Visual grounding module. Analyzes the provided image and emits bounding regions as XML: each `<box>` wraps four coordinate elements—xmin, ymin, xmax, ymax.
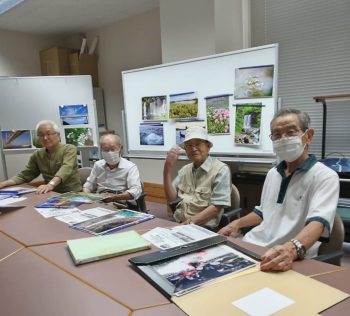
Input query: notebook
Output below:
<box><xmin>67</xmin><ymin>230</ymin><xmax>151</xmax><ymax>265</ymax></box>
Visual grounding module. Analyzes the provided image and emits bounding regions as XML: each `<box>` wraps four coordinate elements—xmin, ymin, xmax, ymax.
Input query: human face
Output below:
<box><xmin>37</xmin><ymin>124</ymin><xmax>60</xmax><ymax>152</ymax></box>
<box><xmin>270</xmin><ymin>114</ymin><xmax>313</xmax><ymax>158</ymax></box>
<box><xmin>184</xmin><ymin>139</ymin><xmax>211</xmax><ymax>167</ymax></box>
<box><xmin>100</xmin><ymin>136</ymin><xmax>121</xmax><ymax>153</ymax></box>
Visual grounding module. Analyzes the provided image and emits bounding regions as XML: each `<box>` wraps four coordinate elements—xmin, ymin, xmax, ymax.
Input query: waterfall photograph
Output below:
<box><xmin>234</xmin><ymin>104</ymin><xmax>262</xmax><ymax>145</ymax></box>
<box><xmin>141</xmin><ymin>95</ymin><xmax>168</xmax><ymax>121</ymax></box>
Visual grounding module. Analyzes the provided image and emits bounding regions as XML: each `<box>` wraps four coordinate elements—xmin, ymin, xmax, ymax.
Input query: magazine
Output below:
<box><xmin>35</xmin><ymin>192</ymin><xmax>105</xmax><ymax>209</ymax></box>
<box><xmin>71</xmin><ymin>209</ymin><xmax>155</xmax><ymax>235</ymax></box>
<box><xmin>150</xmin><ymin>244</ymin><xmax>257</xmax><ymax>296</ymax></box>
<box><xmin>0</xmin><ymin>186</ymin><xmax>37</xmax><ymax>195</ymax></box>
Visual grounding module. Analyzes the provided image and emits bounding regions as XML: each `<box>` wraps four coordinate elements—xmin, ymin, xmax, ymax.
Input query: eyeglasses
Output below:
<box><xmin>184</xmin><ymin>141</ymin><xmax>207</xmax><ymax>150</ymax></box>
<box><xmin>269</xmin><ymin>127</ymin><xmax>302</xmax><ymax>141</ymax></box>
<box><xmin>37</xmin><ymin>132</ymin><xmax>57</xmax><ymax>139</ymax></box>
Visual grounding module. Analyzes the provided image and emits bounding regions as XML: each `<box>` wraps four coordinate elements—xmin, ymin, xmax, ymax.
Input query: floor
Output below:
<box><xmin>146</xmin><ymin>201</ymin><xmax>350</xmax><ymax>269</ymax></box>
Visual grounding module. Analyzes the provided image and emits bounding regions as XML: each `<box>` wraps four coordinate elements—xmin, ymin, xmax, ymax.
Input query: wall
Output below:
<box><xmin>0</xmin><ymin>28</ymin><xmax>63</xmax><ymax>76</ymax></box>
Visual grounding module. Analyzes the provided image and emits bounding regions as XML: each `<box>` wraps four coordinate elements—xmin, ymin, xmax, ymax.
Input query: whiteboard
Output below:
<box><xmin>0</xmin><ymin>75</ymin><xmax>98</xmax><ymax>178</ymax></box>
<box><xmin>122</xmin><ymin>44</ymin><xmax>278</xmax><ymax>160</ymax></box>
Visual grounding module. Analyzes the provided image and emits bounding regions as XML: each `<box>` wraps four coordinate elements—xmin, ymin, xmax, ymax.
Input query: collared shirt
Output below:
<box><xmin>243</xmin><ymin>154</ymin><xmax>339</xmax><ymax>258</ymax></box>
<box><xmin>11</xmin><ymin>143</ymin><xmax>82</xmax><ymax>193</ymax></box>
<box><xmin>172</xmin><ymin>156</ymin><xmax>231</xmax><ymax>227</ymax></box>
<box><xmin>83</xmin><ymin>157</ymin><xmax>142</xmax><ymax>199</ymax></box>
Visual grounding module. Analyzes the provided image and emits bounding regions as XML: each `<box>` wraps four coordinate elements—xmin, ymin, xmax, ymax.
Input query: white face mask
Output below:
<box><xmin>272</xmin><ymin>135</ymin><xmax>306</xmax><ymax>162</ymax></box>
<box><xmin>102</xmin><ymin>151</ymin><xmax>120</xmax><ymax>165</ymax></box>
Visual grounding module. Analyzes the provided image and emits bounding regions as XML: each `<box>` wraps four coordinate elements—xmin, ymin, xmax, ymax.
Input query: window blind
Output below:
<box><xmin>251</xmin><ymin>0</ymin><xmax>350</xmax><ymax>158</ymax></box>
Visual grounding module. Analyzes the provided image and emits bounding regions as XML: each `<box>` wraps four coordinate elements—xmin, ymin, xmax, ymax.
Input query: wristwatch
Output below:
<box><xmin>49</xmin><ymin>180</ymin><xmax>56</xmax><ymax>187</ymax></box>
<box><xmin>291</xmin><ymin>239</ymin><xmax>306</xmax><ymax>260</ymax></box>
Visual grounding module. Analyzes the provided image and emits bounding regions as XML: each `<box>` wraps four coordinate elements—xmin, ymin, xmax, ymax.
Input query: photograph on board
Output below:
<box><xmin>169</xmin><ymin>92</ymin><xmax>198</xmax><ymax>119</ymax></box>
<box><xmin>142</xmin><ymin>95</ymin><xmax>168</xmax><ymax>121</ymax></box>
<box><xmin>139</xmin><ymin>123</ymin><xmax>164</xmax><ymax>145</ymax></box>
<box><xmin>175</xmin><ymin>120</ymin><xmax>206</xmax><ymax>145</ymax></box>
<box><xmin>1</xmin><ymin>130</ymin><xmax>32</xmax><ymax>149</ymax></box>
<box><xmin>234</xmin><ymin>104</ymin><xmax>262</xmax><ymax>145</ymax></box>
<box><xmin>59</xmin><ymin>104</ymin><xmax>89</xmax><ymax>125</ymax></box>
<box><xmin>64</xmin><ymin>127</ymin><xmax>94</xmax><ymax>146</ymax></box>
<box><xmin>205</xmin><ymin>95</ymin><xmax>230</xmax><ymax>135</ymax></box>
<box><xmin>234</xmin><ymin>65</ymin><xmax>274</xmax><ymax>99</ymax></box>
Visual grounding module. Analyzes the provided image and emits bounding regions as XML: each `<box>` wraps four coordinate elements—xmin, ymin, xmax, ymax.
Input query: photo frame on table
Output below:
<box><xmin>129</xmin><ymin>236</ymin><xmax>261</xmax><ymax>298</ymax></box>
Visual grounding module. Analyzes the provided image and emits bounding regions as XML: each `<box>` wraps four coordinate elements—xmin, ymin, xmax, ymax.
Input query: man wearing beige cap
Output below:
<box><xmin>163</xmin><ymin>126</ymin><xmax>231</xmax><ymax>230</ymax></box>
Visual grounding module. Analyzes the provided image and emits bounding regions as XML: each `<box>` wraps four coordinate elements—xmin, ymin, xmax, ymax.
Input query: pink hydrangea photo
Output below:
<box><xmin>205</xmin><ymin>95</ymin><xmax>230</xmax><ymax>135</ymax></box>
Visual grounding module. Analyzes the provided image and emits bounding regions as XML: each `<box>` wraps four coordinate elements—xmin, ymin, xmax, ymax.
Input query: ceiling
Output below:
<box><xmin>0</xmin><ymin>0</ymin><xmax>159</xmax><ymax>36</ymax></box>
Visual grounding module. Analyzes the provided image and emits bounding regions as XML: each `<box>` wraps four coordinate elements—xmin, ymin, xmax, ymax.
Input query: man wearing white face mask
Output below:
<box><xmin>83</xmin><ymin>133</ymin><xmax>142</xmax><ymax>205</ymax></box>
<box><xmin>219</xmin><ymin>108</ymin><xmax>339</xmax><ymax>272</ymax></box>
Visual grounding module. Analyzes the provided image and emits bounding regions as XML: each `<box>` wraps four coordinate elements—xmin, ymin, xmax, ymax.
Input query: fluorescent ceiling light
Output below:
<box><xmin>0</xmin><ymin>0</ymin><xmax>24</xmax><ymax>15</ymax></box>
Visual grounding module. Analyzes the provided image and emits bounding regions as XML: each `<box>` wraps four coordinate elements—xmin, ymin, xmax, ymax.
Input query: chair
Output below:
<box><xmin>78</xmin><ymin>167</ymin><xmax>92</xmax><ymax>185</ymax></box>
<box><xmin>168</xmin><ymin>184</ymin><xmax>242</xmax><ymax>232</ymax></box>
<box><xmin>313</xmin><ymin>213</ymin><xmax>345</xmax><ymax>266</ymax></box>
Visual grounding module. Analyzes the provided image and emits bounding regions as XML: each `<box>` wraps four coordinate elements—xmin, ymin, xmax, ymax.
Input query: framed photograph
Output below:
<box><xmin>1</xmin><ymin>130</ymin><xmax>32</xmax><ymax>149</ymax></box>
<box><xmin>235</xmin><ymin>65</ymin><xmax>274</xmax><ymax>99</ymax></box>
<box><xmin>234</xmin><ymin>104</ymin><xmax>262</xmax><ymax>145</ymax></box>
<box><xmin>59</xmin><ymin>104</ymin><xmax>89</xmax><ymax>125</ymax></box>
<box><xmin>130</xmin><ymin>242</ymin><xmax>258</xmax><ymax>298</ymax></box>
<box><xmin>139</xmin><ymin>123</ymin><xmax>164</xmax><ymax>145</ymax></box>
<box><xmin>64</xmin><ymin>127</ymin><xmax>94</xmax><ymax>146</ymax></box>
<box><xmin>169</xmin><ymin>92</ymin><xmax>198</xmax><ymax>119</ymax></box>
<box><xmin>205</xmin><ymin>95</ymin><xmax>230</xmax><ymax>135</ymax></box>
<box><xmin>142</xmin><ymin>96</ymin><xmax>168</xmax><ymax>121</ymax></box>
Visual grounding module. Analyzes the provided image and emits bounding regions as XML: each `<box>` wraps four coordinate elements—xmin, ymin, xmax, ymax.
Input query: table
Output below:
<box><xmin>0</xmin><ymin>248</ymin><xmax>129</xmax><ymax>316</ymax></box>
<box><xmin>0</xmin><ymin>231</ymin><xmax>24</xmax><ymax>261</ymax></box>
<box><xmin>1</xmin><ymin>191</ymin><xmax>350</xmax><ymax>315</ymax></box>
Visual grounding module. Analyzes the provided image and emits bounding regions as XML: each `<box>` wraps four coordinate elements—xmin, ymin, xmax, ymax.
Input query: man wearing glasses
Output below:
<box><xmin>219</xmin><ymin>108</ymin><xmax>339</xmax><ymax>272</ymax></box>
<box><xmin>0</xmin><ymin>120</ymin><xmax>81</xmax><ymax>194</ymax></box>
<box><xmin>163</xmin><ymin>126</ymin><xmax>231</xmax><ymax>230</ymax></box>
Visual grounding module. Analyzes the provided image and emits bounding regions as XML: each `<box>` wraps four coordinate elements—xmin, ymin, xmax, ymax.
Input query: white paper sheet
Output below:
<box><xmin>142</xmin><ymin>224</ymin><xmax>217</xmax><ymax>249</ymax></box>
<box><xmin>55</xmin><ymin>207</ymin><xmax>114</xmax><ymax>225</ymax></box>
<box><xmin>0</xmin><ymin>196</ymin><xmax>27</xmax><ymax>207</ymax></box>
<box><xmin>232</xmin><ymin>287</ymin><xmax>295</xmax><ymax>316</ymax></box>
<box><xmin>35</xmin><ymin>207</ymin><xmax>80</xmax><ymax>218</ymax></box>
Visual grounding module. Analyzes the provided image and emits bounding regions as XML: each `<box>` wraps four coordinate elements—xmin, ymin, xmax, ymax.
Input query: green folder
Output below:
<box><xmin>67</xmin><ymin>230</ymin><xmax>151</xmax><ymax>265</ymax></box>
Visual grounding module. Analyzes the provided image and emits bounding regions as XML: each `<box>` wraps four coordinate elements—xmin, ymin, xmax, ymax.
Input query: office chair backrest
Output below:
<box><xmin>218</xmin><ymin>184</ymin><xmax>242</xmax><ymax>230</ymax></box>
<box><xmin>229</xmin><ymin>184</ymin><xmax>240</xmax><ymax>211</ymax></box>
<box><xmin>317</xmin><ymin>213</ymin><xmax>345</xmax><ymax>265</ymax></box>
<box><xmin>78</xmin><ymin>167</ymin><xmax>92</xmax><ymax>185</ymax></box>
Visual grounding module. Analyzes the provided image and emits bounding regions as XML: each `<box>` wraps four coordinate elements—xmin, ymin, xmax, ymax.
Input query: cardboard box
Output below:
<box><xmin>40</xmin><ymin>47</ymin><xmax>70</xmax><ymax>76</ymax></box>
<box><xmin>69</xmin><ymin>52</ymin><xmax>99</xmax><ymax>87</ymax></box>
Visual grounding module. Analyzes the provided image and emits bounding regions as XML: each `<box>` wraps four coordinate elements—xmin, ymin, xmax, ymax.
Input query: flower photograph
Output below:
<box><xmin>142</xmin><ymin>95</ymin><xmax>168</xmax><ymax>121</ymax></box>
<box><xmin>169</xmin><ymin>92</ymin><xmax>198</xmax><ymax>119</ymax></box>
<box><xmin>64</xmin><ymin>127</ymin><xmax>93</xmax><ymax>146</ymax></box>
<box><xmin>234</xmin><ymin>104</ymin><xmax>262</xmax><ymax>145</ymax></box>
<box><xmin>206</xmin><ymin>95</ymin><xmax>230</xmax><ymax>134</ymax></box>
<box><xmin>234</xmin><ymin>65</ymin><xmax>274</xmax><ymax>99</ymax></box>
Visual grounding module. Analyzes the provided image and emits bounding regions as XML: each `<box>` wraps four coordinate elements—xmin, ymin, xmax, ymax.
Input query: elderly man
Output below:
<box><xmin>83</xmin><ymin>133</ymin><xmax>142</xmax><ymax>205</ymax></box>
<box><xmin>219</xmin><ymin>108</ymin><xmax>339</xmax><ymax>272</ymax></box>
<box><xmin>0</xmin><ymin>120</ymin><xmax>81</xmax><ymax>193</ymax></box>
<box><xmin>163</xmin><ymin>126</ymin><xmax>231</xmax><ymax>229</ymax></box>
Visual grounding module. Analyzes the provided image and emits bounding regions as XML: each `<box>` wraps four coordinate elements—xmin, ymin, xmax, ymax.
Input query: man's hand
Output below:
<box><xmin>36</xmin><ymin>183</ymin><xmax>54</xmax><ymax>194</ymax></box>
<box><xmin>218</xmin><ymin>220</ymin><xmax>241</xmax><ymax>237</ymax></box>
<box><xmin>164</xmin><ymin>146</ymin><xmax>180</xmax><ymax>169</ymax></box>
<box><xmin>260</xmin><ymin>242</ymin><xmax>297</xmax><ymax>272</ymax></box>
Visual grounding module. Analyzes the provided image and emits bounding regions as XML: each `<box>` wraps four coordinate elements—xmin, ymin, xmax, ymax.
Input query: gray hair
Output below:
<box><xmin>100</xmin><ymin>133</ymin><xmax>121</xmax><ymax>145</ymax></box>
<box><xmin>270</xmin><ymin>108</ymin><xmax>311</xmax><ymax>132</ymax></box>
<box><xmin>35</xmin><ymin>120</ymin><xmax>60</xmax><ymax>135</ymax></box>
